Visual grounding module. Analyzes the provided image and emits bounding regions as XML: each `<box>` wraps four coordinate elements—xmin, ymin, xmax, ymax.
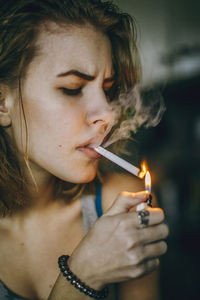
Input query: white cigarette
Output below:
<box><xmin>94</xmin><ymin>146</ymin><xmax>140</xmax><ymax>178</ymax></box>
<box><xmin>94</xmin><ymin>146</ymin><xmax>148</xmax><ymax>211</ymax></box>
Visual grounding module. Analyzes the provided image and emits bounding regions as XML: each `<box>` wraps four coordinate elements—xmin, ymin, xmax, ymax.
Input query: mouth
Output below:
<box><xmin>77</xmin><ymin>146</ymin><xmax>102</xmax><ymax>159</ymax></box>
<box><xmin>76</xmin><ymin>135</ymin><xmax>107</xmax><ymax>149</ymax></box>
<box><xmin>76</xmin><ymin>137</ymin><xmax>104</xmax><ymax>159</ymax></box>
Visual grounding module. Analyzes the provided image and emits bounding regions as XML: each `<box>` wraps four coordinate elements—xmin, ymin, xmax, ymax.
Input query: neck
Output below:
<box><xmin>28</xmin><ymin>176</ymin><xmax>56</xmax><ymax>208</ymax></box>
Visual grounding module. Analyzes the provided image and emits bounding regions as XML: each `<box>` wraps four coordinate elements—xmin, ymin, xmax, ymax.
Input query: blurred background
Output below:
<box><xmin>113</xmin><ymin>0</ymin><xmax>200</xmax><ymax>299</ymax></box>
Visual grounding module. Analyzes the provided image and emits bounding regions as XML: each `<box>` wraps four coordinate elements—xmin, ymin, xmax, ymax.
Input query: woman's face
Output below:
<box><xmin>8</xmin><ymin>23</ymin><xmax>115</xmax><ymax>184</ymax></box>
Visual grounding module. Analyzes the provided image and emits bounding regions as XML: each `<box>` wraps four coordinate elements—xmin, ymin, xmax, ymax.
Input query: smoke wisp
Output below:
<box><xmin>103</xmin><ymin>85</ymin><xmax>166</xmax><ymax>148</ymax></box>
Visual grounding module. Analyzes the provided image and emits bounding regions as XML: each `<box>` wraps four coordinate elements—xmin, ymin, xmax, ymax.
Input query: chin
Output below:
<box><xmin>80</xmin><ymin>174</ymin><xmax>96</xmax><ymax>183</ymax></box>
<box><xmin>74</xmin><ymin>161</ymin><xmax>99</xmax><ymax>183</ymax></box>
<box><xmin>57</xmin><ymin>165</ymin><xmax>98</xmax><ymax>184</ymax></box>
<box><xmin>74</xmin><ymin>170</ymin><xmax>97</xmax><ymax>184</ymax></box>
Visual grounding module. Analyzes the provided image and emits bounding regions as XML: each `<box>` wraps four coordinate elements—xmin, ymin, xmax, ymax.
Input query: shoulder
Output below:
<box><xmin>101</xmin><ymin>172</ymin><xmax>144</xmax><ymax>213</ymax></box>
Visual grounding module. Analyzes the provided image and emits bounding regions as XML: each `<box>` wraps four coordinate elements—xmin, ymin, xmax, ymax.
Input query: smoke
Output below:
<box><xmin>103</xmin><ymin>85</ymin><xmax>166</xmax><ymax>148</ymax></box>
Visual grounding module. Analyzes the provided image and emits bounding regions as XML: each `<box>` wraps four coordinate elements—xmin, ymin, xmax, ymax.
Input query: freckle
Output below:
<box><xmin>58</xmin><ymin>145</ymin><xmax>62</xmax><ymax>148</ymax></box>
<box><xmin>20</xmin><ymin>242</ymin><xmax>24</xmax><ymax>246</ymax></box>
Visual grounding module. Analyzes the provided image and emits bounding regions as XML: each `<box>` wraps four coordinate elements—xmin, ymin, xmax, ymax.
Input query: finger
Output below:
<box><xmin>139</xmin><ymin>223</ymin><xmax>169</xmax><ymax>244</ymax></box>
<box><xmin>128</xmin><ymin>240</ymin><xmax>167</xmax><ymax>267</ymax></box>
<box><xmin>135</xmin><ymin>258</ymin><xmax>160</xmax><ymax>278</ymax></box>
<box><xmin>134</xmin><ymin>207</ymin><xmax>165</xmax><ymax>229</ymax></box>
<box><xmin>143</xmin><ymin>241</ymin><xmax>168</xmax><ymax>259</ymax></box>
<box><xmin>105</xmin><ymin>190</ymin><xmax>149</xmax><ymax>216</ymax></box>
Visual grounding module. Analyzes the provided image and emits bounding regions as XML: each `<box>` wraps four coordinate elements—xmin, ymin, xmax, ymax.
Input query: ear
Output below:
<box><xmin>0</xmin><ymin>85</ymin><xmax>12</xmax><ymax>127</ymax></box>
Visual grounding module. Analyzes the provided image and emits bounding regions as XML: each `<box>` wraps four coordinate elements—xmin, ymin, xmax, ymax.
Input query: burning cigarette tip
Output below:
<box><xmin>94</xmin><ymin>146</ymin><xmax>141</xmax><ymax>178</ymax></box>
<box><xmin>138</xmin><ymin>171</ymin><xmax>146</xmax><ymax>179</ymax></box>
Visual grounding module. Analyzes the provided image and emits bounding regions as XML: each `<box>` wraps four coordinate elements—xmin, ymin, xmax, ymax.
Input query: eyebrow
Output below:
<box><xmin>57</xmin><ymin>69</ymin><xmax>115</xmax><ymax>82</ymax></box>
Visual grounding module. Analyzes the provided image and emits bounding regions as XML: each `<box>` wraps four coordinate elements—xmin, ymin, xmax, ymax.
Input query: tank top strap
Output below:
<box><xmin>95</xmin><ymin>183</ymin><xmax>103</xmax><ymax>218</ymax></box>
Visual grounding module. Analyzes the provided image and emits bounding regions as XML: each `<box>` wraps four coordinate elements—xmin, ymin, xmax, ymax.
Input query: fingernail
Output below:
<box><xmin>136</xmin><ymin>191</ymin><xmax>149</xmax><ymax>199</ymax></box>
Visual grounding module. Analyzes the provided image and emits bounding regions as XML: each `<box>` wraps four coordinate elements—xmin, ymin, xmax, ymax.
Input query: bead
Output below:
<box><xmin>58</xmin><ymin>255</ymin><xmax>108</xmax><ymax>299</ymax></box>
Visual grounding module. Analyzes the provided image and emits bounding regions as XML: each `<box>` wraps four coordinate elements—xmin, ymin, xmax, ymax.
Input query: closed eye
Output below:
<box><xmin>61</xmin><ymin>87</ymin><xmax>82</xmax><ymax>96</ymax></box>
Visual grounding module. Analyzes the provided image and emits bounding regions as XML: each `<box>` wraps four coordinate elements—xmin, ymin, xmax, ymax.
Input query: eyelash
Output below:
<box><xmin>60</xmin><ymin>87</ymin><xmax>113</xmax><ymax>98</ymax></box>
<box><xmin>61</xmin><ymin>87</ymin><xmax>82</xmax><ymax>96</ymax></box>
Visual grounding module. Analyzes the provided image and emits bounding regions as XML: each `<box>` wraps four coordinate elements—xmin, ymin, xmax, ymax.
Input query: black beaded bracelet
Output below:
<box><xmin>58</xmin><ymin>255</ymin><xmax>109</xmax><ymax>299</ymax></box>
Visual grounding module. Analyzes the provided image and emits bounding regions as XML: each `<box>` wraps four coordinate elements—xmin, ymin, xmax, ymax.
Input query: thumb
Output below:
<box><xmin>105</xmin><ymin>191</ymin><xmax>149</xmax><ymax>216</ymax></box>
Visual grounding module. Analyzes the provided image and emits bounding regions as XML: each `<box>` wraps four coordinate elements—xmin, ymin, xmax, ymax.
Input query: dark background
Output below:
<box><xmin>136</xmin><ymin>76</ymin><xmax>200</xmax><ymax>300</ymax></box>
<box><xmin>114</xmin><ymin>1</ymin><xmax>200</xmax><ymax>299</ymax></box>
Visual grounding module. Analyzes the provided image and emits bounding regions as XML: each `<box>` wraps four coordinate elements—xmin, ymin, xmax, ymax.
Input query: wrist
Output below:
<box><xmin>58</xmin><ymin>255</ymin><xmax>108</xmax><ymax>299</ymax></box>
<box><xmin>68</xmin><ymin>255</ymin><xmax>105</xmax><ymax>290</ymax></box>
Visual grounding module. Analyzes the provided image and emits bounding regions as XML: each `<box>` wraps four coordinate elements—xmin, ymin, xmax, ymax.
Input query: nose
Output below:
<box><xmin>86</xmin><ymin>92</ymin><xmax>114</xmax><ymax>133</ymax></box>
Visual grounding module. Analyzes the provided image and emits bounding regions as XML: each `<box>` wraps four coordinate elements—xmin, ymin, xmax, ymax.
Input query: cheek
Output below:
<box><xmin>25</xmin><ymin>100</ymin><xmax>85</xmax><ymax>157</ymax></box>
<box><xmin>9</xmin><ymin>98</ymin><xmax>98</xmax><ymax>183</ymax></box>
<box><xmin>11</xmin><ymin>97</ymin><xmax>83</xmax><ymax>158</ymax></box>
<box><xmin>29</xmin><ymin>111</ymin><xmax>77</xmax><ymax>149</ymax></box>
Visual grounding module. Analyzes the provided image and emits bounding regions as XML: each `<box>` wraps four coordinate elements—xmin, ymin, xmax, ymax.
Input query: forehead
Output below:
<box><xmin>27</xmin><ymin>22</ymin><xmax>113</xmax><ymax>79</ymax></box>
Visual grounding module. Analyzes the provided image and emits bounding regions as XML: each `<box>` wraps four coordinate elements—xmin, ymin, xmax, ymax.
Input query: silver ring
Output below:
<box><xmin>138</xmin><ymin>210</ymin><xmax>150</xmax><ymax>227</ymax></box>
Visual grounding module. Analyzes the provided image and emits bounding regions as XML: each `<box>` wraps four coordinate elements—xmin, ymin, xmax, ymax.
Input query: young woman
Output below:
<box><xmin>0</xmin><ymin>1</ymin><xmax>169</xmax><ymax>299</ymax></box>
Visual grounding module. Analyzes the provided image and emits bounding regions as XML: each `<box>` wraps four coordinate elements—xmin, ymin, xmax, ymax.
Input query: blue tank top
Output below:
<box><xmin>95</xmin><ymin>184</ymin><xmax>103</xmax><ymax>217</ymax></box>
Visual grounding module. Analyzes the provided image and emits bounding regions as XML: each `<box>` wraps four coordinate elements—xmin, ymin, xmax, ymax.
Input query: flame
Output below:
<box><xmin>145</xmin><ymin>171</ymin><xmax>151</xmax><ymax>190</ymax></box>
<box><xmin>139</xmin><ymin>161</ymin><xmax>151</xmax><ymax>193</ymax></box>
<box><xmin>138</xmin><ymin>161</ymin><xmax>147</xmax><ymax>179</ymax></box>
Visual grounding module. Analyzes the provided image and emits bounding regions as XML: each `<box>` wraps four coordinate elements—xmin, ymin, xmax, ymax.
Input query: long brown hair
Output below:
<box><xmin>0</xmin><ymin>0</ymin><xmax>141</xmax><ymax>216</ymax></box>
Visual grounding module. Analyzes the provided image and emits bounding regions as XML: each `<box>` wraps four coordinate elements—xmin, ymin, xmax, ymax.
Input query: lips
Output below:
<box><xmin>76</xmin><ymin>137</ymin><xmax>105</xmax><ymax>159</ymax></box>
<box><xmin>77</xmin><ymin>146</ymin><xmax>102</xmax><ymax>159</ymax></box>
<box><xmin>77</xmin><ymin>135</ymin><xmax>105</xmax><ymax>149</ymax></box>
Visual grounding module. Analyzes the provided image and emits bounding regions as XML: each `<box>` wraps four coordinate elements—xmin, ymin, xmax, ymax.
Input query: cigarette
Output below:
<box><xmin>94</xmin><ymin>146</ymin><xmax>148</xmax><ymax>211</ymax></box>
<box><xmin>94</xmin><ymin>146</ymin><xmax>141</xmax><ymax>178</ymax></box>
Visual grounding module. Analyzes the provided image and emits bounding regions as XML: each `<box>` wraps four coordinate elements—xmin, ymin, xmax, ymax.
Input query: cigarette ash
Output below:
<box><xmin>103</xmin><ymin>85</ymin><xmax>166</xmax><ymax>148</ymax></box>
